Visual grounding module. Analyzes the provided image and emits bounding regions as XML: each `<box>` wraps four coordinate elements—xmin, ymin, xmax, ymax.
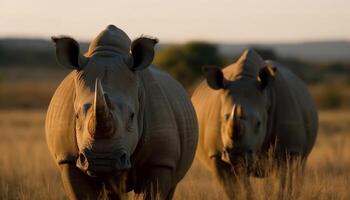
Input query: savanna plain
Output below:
<box><xmin>0</xmin><ymin>67</ymin><xmax>349</xmax><ymax>200</ymax></box>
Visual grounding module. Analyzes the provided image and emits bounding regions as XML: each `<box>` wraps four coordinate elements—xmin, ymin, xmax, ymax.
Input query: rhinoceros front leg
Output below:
<box><xmin>142</xmin><ymin>167</ymin><xmax>176</xmax><ymax>200</ymax></box>
<box><xmin>211</xmin><ymin>157</ymin><xmax>252</xmax><ymax>200</ymax></box>
<box><xmin>60</xmin><ymin>163</ymin><xmax>102</xmax><ymax>200</ymax></box>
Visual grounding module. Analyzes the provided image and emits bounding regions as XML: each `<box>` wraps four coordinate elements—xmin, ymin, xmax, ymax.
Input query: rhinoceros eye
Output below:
<box><xmin>75</xmin><ymin>113</ymin><xmax>81</xmax><ymax>122</ymax></box>
<box><xmin>127</xmin><ymin>112</ymin><xmax>135</xmax><ymax>131</ymax></box>
<box><xmin>75</xmin><ymin>114</ymin><xmax>83</xmax><ymax>130</ymax></box>
<box><xmin>257</xmin><ymin>121</ymin><xmax>261</xmax><ymax>127</ymax></box>
<box><xmin>224</xmin><ymin>113</ymin><xmax>230</xmax><ymax>121</ymax></box>
<box><xmin>255</xmin><ymin>120</ymin><xmax>261</xmax><ymax>133</ymax></box>
<box><xmin>129</xmin><ymin>113</ymin><xmax>135</xmax><ymax>123</ymax></box>
<box><xmin>75</xmin><ymin>108</ymin><xmax>84</xmax><ymax>130</ymax></box>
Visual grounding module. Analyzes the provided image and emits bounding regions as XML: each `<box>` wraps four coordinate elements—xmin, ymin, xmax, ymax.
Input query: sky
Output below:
<box><xmin>0</xmin><ymin>0</ymin><xmax>349</xmax><ymax>43</ymax></box>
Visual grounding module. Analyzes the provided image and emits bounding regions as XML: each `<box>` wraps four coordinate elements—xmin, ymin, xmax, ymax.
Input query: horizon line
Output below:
<box><xmin>1</xmin><ymin>35</ymin><xmax>350</xmax><ymax>45</ymax></box>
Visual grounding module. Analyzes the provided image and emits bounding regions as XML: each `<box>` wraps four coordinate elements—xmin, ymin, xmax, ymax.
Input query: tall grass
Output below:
<box><xmin>0</xmin><ymin>110</ymin><xmax>349</xmax><ymax>200</ymax></box>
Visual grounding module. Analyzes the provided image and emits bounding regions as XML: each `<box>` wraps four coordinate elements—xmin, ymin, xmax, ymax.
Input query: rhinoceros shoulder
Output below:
<box><xmin>46</xmin><ymin>71</ymin><xmax>78</xmax><ymax>166</ymax></box>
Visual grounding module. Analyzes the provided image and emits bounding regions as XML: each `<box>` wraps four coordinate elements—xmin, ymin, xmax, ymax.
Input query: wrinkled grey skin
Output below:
<box><xmin>192</xmin><ymin>49</ymin><xmax>318</xmax><ymax>199</ymax></box>
<box><xmin>46</xmin><ymin>25</ymin><xmax>198</xmax><ymax>200</ymax></box>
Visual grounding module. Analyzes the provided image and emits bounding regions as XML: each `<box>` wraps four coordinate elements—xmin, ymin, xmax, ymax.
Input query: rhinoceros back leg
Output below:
<box><xmin>60</xmin><ymin>164</ymin><xmax>102</xmax><ymax>200</ymax></box>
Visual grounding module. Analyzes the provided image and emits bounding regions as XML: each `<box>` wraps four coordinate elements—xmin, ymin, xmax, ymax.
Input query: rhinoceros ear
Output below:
<box><xmin>51</xmin><ymin>36</ymin><xmax>87</xmax><ymax>70</ymax></box>
<box><xmin>130</xmin><ymin>37</ymin><xmax>158</xmax><ymax>71</ymax></box>
<box><xmin>258</xmin><ymin>65</ymin><xmax>277</xmax><ymax>90</ymax></box>
<box><xmin>202</xmin><ymin>66</ymin><xmax>227</xmax><ymax>90</ymax></box>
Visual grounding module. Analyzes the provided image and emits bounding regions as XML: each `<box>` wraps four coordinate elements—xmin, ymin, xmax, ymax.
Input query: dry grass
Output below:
<box><xmin>0</xmin><ymin>67</ymin><xmax>67</xmax><ymax>108</ymax></box>
<box><xmin>0</xmin><ymin>109</ymin><xmax>349</xmax><ymax>200</ymax></box>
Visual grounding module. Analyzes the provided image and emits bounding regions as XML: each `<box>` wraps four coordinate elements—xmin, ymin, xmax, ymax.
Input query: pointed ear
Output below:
<box><xmin>130</xmin><ymin>37</ymin><xmax>158</xmax><ymax>71</ymax></box>
<box><xmin>202</xmin><ymin>66</ymin><xmax>227</xmax><ymax>90</ymax></box>
<box><xmin>51</xmin><ymin>36</ymin><xmax>86</xmax><ymax>70</ymax></box>
<box><xmin>258</xmin><ymin>65</ymin><xmax>277</xmax><ymax>90</ymax></box>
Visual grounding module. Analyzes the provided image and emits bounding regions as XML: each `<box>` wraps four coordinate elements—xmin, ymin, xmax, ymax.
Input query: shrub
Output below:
<box><xmin>154</xmin><ymin>42</ymin><xmax>223</xmax><ymax>87</ymax></box>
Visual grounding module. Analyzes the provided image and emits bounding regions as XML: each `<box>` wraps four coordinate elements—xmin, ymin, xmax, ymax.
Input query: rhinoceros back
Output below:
<box><xmin>46</xmin><ymin>72</ymin><xmax>78</xmax><ymax>165</ymax></box>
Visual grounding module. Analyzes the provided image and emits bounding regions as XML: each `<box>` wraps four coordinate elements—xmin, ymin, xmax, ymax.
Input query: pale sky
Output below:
<box><xmin>1</xmin><ymin>0</ymin><xmax>349</xmax><ymax>43</ymax></box>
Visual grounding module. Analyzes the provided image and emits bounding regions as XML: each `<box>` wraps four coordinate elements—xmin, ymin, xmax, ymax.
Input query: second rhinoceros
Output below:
<box><xmin>46</xmin><ymin>25</ymin><xmax>198</xmax><ymax>200</ymax></box>
<box><xmin>192</xmin><ymin>49</ymin><xmax>318</xmax><ymax>199</ymax></box>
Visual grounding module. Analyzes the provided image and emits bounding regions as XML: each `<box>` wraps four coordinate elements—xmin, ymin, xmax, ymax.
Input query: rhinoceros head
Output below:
<box><xmin>203</xmin><ymin>49</ymin><xmax>276</xmax><ymax>168</ymax></box>
<box><xmin>52</xmin><ymin>25</ymin><xmax>157</xmax><ymax>176</ymax></box>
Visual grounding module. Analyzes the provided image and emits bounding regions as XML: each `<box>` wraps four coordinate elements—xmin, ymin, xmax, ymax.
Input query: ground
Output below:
<box><xmin>0</xmin><ymin>109</ymin><xmax>349</xmax><ymax>200</ymax></box>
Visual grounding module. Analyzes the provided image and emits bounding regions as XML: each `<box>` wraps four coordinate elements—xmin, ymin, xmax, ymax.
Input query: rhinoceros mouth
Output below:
<box><xmin>221</xmin><ymin>151</ymin><xmax>270</xmax><ymax>177</ymax></box>
<box><xmin>76</xmin><ymin>150</ymin><xmax>132</xmax><ymax>177</ymax></box>
<box><xmin>221</xmin><ymin>149</ymin><xmax>257</xmax><ymax>170</ymax></box>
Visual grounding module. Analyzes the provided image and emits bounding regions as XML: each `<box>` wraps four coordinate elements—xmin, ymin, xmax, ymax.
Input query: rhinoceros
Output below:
<box><xmin>191</xmin><ymin>49</ymin><xmax>318</xmax><ymax>198</ymax></box>
<box><xmin>45</xmin><ymin>25</ymin><xmax>198</xmax><ymax>200</ymax></box>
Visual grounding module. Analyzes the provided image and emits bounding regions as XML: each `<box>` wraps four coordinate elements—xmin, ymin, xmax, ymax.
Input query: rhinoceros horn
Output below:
<box><xmin>227</xmin><ymin>104</ymin><xmax>235</xmax><ymax>139</ymax></box>
<box><xmin>94</xmin><ymin>79</ymin><xmax>109</xmax><ymax>118</ymax></box>
<box><xmin>89</xmin><ymin>79</ymin><xmax>115</xmax><ymax>138</ymax></box>
<box><xmin>229</xmin><ymin>104</ymin><xmax>243</xmax><ymax>140</ymax></box>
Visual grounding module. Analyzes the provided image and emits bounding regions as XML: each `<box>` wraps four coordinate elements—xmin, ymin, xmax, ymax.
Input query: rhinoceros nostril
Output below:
<box><xmin>119</xmin><ymin>153</ymin><xmax>127</xmax><ymax>165</ymax></box>
<box><xmin>79</xmin><ymin>153</ymin><xmax>87</xmax><ymax>164</ymax></box>
<box><xmin>115</xmin><ymin>152</ymin><xmax>131</xmax><ymax>170</ymax></box>
<box><xmin>247</xmin><ymin>150</ymin><xmax>253</xmax><ymax>155</ymax></box>
<box><xmin>76</xmin><ymin>153</ymin><xmax>90</xmax><ymax>172</ymax></box>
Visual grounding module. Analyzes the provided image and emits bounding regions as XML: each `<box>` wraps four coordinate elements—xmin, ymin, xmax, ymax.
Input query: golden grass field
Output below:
<box><xmin>0</xmin><ymin>109</ymin><xmax>349</xmax><ymax>200</ymax></box>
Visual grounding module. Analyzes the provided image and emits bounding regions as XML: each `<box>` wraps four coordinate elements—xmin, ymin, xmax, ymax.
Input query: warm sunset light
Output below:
<box><xmin>0</xmin><ymin>1</ymin><xmax>349</xmax><ymax>200</ymax></box>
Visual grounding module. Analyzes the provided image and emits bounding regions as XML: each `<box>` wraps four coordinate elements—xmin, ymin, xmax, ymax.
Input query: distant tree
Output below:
<box><xmin>324</xmin><ymin>63</ymin><xmax>350</xmax><ymax>74</ymax></box>
<box><xmin>182</xmin><ymin>42</ymin><xmax>223</xmax><ymax>75</ymax></box>
<box><xmin>154</xmin><ymin>42</ymin><xmax>223</xmax><ymax>87</ymax></box>
<box><xmin>0</xmin><ymin>44</ymin><xmax>5</xmax><ymax>65</ymax></box>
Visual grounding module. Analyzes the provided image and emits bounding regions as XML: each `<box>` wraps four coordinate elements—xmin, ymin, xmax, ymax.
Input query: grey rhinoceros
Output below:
<box><xmin>191</xmin><ymin>49</ymin><xmax>318</xmax><ymax>199</ymax></box>
<box><xmin>45</xmin><ymin>25</ymin><xmax>198</xmax><ymax>200</ymax></box>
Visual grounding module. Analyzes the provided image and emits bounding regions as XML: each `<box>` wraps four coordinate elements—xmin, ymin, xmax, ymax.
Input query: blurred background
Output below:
<box><xmin>0</xmin><ymin>0</ymin><xmax>349</xmax><ymax>199</ymax></box>
<box><xmin>0</xmin><ymin>0</ymin><xmax>349</xmax><ymax>109</ymax></box>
